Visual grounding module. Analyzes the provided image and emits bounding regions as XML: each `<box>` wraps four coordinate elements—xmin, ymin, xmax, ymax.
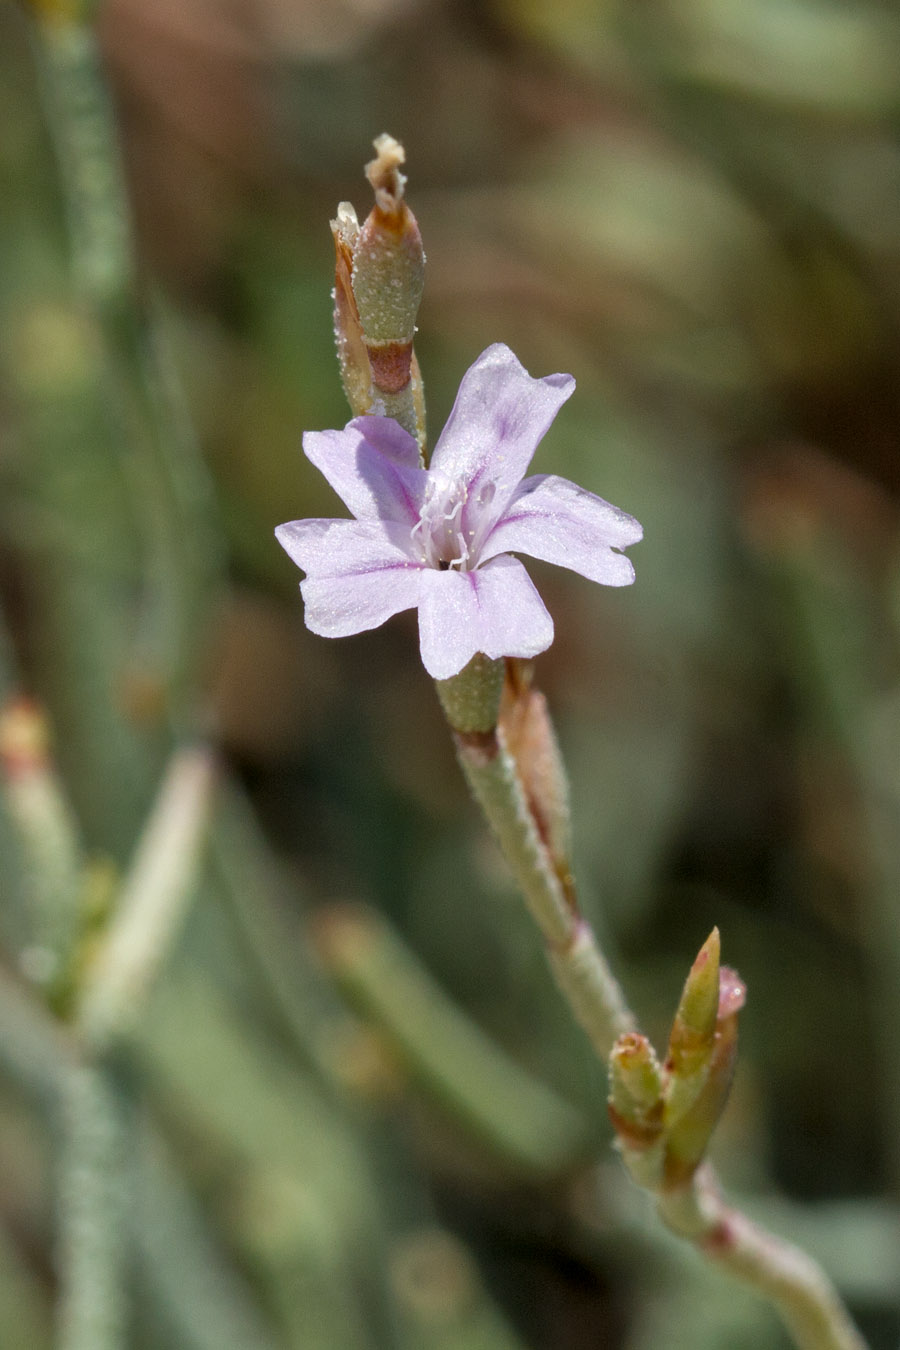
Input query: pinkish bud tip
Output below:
<box><xmin>718</xmin><ymin>967</ymin><xmax>747</xmax><ymax>1019</ymax></box>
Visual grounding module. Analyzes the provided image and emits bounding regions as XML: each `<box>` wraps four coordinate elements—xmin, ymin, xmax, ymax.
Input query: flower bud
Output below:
<box><xmin>609</xmin><ymin>1033</ymin><xmax>664</xmax><ymax>1134</ymax></box>
<box><xmin>331</xmin><ymin>202</ymin><xmax>372</xmax><ymax>421</ymax></box>
<box><xmin>663</xmin><ymin>930</ymin><xmax>723</xmax><ymax>1136</ymax></box>
<box><xmin>608</xmin><ymin>1032</ymin><xmax>666</xmax><ymax>1189</ymax></box>
<box><xmin>355</xmin><ymin>135</ymin><xmax>425</xmax><ymax>349</ymax></box>
<box><xmin>667</xmin><ymin>927</ymin><xmax>721</xmax><ymax>1083</ymax></box>
<box><xmin>663</xmin><ymin>953</ymin><xmax>747</xmax><ymax>1189</ymax></box>
<box><xmin>331</xmin><ymin>135</ymin><xmax>426</xmax><ymax>446</ymax></box>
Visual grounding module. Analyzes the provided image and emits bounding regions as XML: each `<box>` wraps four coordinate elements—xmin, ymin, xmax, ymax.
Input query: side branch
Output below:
<box><xmin>437</xmin><ymin>657</ymin><xmax>867</xmax><ymax>1350</ymax></box>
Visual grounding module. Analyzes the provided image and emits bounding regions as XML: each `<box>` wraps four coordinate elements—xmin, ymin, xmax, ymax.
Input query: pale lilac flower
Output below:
<box><xmin>276</xmin><ymin>344</ymin><xmax>642</xmax><ymax>680</ymax></box>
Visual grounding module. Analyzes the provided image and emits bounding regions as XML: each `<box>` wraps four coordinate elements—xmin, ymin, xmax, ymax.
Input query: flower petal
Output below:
<box><xmin>417</xmin><ymin>570</ymin><xmax>482</xmax><ymax>679</ymax></box>
<box><xmin>417</xmin><ymin>555</ymin><xmax>554</xmax><ymax>679</ymax></box>
<box><xmin>302</xmin><ymin>570</ymin><xmax>422</xmax><ymax>638</ymax></box>
<box><xmin>275</xmin><ymin>517</ymin><xmax>417</xmax><ymax>573</ymax></box>
<box><xmin>276</xmin><ymin>518</ymin><xmax>423</xmax><ymax>636</ymax></box>
<box><xmin>428</xmin><ymin>345</ymin><xmax>575</xmax><ymax>528</ymax></box>
<box><xmin>473</xmin><ymin>555</ymin><xmax>555</xmax><ymax>661</ymax></box>
<box><xmin>480</xmin><ymin>474</ymin><xmax>642</xmax><ymax>585</ymax></box>
<box><xmin>303</xmin><ymin>417</ymin><xmax>427</xmax><ymax>525</ymax></box>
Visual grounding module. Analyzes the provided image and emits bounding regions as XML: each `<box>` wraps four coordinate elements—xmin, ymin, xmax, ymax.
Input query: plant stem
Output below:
<box><xmin>658</xmin><ymin>1166</ymin><xmax>868</xmax><ymax>1350</ymax></box>
<box><xmin>440</xmin><ymin>685</ymin><xmax>868</xmax><ymax>1350</ymax></box>
<box><xmin>56</xmin><ymin>1060</ymin><xmax>129</xmax><ymax>1350</ymax></box>
<box><xmin>77</xmin><ymin>746</ymin><xmax>217</xmax><ymax>1051</ymax></box>
<box><xmin>451</xmin><ymin>722</ymin><xmax>634</xmax><ymax>1061</ymax></box>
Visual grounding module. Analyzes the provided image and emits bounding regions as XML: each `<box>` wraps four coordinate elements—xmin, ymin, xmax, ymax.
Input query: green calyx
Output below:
<box><xmin>435</xmin><ymin>655</ymin><xmax>505</xmax><ymax>734</ymax></box>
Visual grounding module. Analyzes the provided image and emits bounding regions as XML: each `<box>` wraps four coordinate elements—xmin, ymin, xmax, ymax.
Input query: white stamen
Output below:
<box><xmin>414</xmin><ymin>473</ymin><xmax>477</xmax><ymax>570</ymax></box>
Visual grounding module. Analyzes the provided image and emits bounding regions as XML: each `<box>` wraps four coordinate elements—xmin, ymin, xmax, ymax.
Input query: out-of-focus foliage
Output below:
<box><xmin>0</xmin><ymin>0</ymin><xmax>898</xmax><ymax>1345</ymax></box>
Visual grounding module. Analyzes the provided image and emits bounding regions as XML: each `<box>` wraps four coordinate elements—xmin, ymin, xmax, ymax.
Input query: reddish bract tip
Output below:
<box><xmin>0</xmin><ymin>697</ymin><xmax>50</xmax><ymax>776</ymax></box>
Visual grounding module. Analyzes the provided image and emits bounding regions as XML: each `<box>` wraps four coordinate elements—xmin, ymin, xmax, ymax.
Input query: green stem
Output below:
<box><xmin>450</xmin><ymin>718</ymin><xmax>634</xmax><ymax>1062</ymax></box>
<box><xmin>0</xmin><ymin>699</ymin><xmax>84</xmax><ymax>999</ymax></box>
<box><xmin>438</xmin><ymin>666</ymin><xmax>867</xmax><ymax>1350</ymax></box>
<box><xmin>34</xmin><ymin>8</ymin><xmax>223</xmax><ymax>717</ymax></box>
<box><xmin>56</xmin><ymin>1061</ymin><xmax>129</xmax><ymax>1350</ymax></box>
<box><xmin>77</xmin><ymin>746</ymin><xmax>217</xmax><ymax>1051</ymax></box>
<box><xmin>658</xmin><ymin>1166</ymin><xmax>867</xmax><ymax>1350</ymax></box>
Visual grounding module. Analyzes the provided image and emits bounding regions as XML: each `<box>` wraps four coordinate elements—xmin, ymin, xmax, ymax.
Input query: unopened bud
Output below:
<box><xmin>667</xmin><ymin>928</ymin><xmax>721</xmax><ymax>1081</ymax></box>
<box><xmin>608</xmin><ymin>1033</ymin><xmax>665</xmax><ymax>1189</ymax></box>
<box><xmin>663</xmin><ymin>955</ymin><xmax>747</xmax><ymax>1189</ymax></box>
<box><xmin>331</xmin><ymin>134</ymin><xmax>426</xmax><ymax>446</ymax></box>
<box><xmin>609</xmin><ymin>1033</ymin><xmax>664</xmax><ymax>1134</ymax></box>
<box><xmin>355</xmin><ymin>135</ymin><xmax>425</xmax><ymax>347</ymax></box>
<box><xmin>331</xmin><ymin>202</ymin><xmax>372</xmax><ymax>421</ymax></box>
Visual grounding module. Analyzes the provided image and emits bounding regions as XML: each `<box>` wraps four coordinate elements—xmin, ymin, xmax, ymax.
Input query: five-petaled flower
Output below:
<box><xmin>276</xmin><ymin>344</ymin><xmax>642</xmax><ymax>680</ymax></box>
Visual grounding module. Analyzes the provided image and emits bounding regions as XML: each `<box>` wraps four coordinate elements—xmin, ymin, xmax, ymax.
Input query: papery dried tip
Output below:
<box><xmin>331</xmin><ymin>203</ymin><xmax>373</xmax><ymax>418</ymax></box>
<box><xmin>500</xmin><ymin>678</ymin><xmax>572</xmax><ymax>885</ymax></box>
<box><xmin>365</xmin><ymin>133</ymin><xmax>407</xmax><ymax>216</ymax></box>
<box><xmin>331</xmin><ymin>201</ymin><xmax>360</xmax><ymax>247</ymax></box>
<box><xmin>503</xmin><ymin>658</ymin><xmax>535</xmax><ymax>702</ymax></box>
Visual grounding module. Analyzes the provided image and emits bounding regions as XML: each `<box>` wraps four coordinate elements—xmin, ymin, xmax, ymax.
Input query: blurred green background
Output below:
<box><xmin>0</xmin><ymin>0</ymin><xmax>899</xmax><ymax>1345</ymax></box>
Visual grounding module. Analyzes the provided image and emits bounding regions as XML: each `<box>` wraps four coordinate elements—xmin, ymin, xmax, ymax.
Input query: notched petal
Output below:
<box><xmin>429</xmin><ymin>345</ymin><xmax>576</xmax><ymax>529</ymax></box>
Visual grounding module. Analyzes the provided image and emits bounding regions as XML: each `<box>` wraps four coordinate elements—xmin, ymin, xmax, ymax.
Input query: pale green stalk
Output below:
<box><xmin>436</xmin><ymin>660</ymin><xmax>867</xmax><ymax>1350</ymax></box>
<box><xmin>320</xmin><ymin>132</ymin><xmax>871</xmax><ymax>1350</ymax></box>
<box><xmin>56</xmin><ymin>1062</ymin><xmax>129</xmax><ymax>1350</ymax></box>
<box><xmin>451</xmin><ymin>724</ymin><xmax>634</xmax><ymax>1060</ymax></box>
<box><xmin>76</xmin><ymin>747</ymin><xmax>217</xmax><ymax>1051</ymax></box>
<box><xmin>658</xmin><ymin>1167</ymin><xmax>867</xmax><ymax>1350</ymax></box>
<box><xmin>54</xmin><ymin>745</ymin><xmax>216</xmax><ymax>1350</ymax></box>
<box><xmin>0</xmin><ymin>701</ymin><xmax>84</xmax><ymax>997</ymax></box>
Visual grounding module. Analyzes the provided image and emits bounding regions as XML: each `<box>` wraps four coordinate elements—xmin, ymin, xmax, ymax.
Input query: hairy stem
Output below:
<box><xmin>440</xmin><ymin>678</ymin><xmax>867</xmax><ymax>1350</ymax></box>
<box><xmin>451</xmin><ymin>722</ymin><xmax>634</xmax><ymax>1061</ymax></box>
<box><xmin>658</xmin><ymin>1167</ymin><xmax>868</xmax><ymax>1350</ymax></box>
<box><xmin>56</xmin><ymin>1061</ymin><xmax>129</xmax><ymax>1350</ymax></box>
